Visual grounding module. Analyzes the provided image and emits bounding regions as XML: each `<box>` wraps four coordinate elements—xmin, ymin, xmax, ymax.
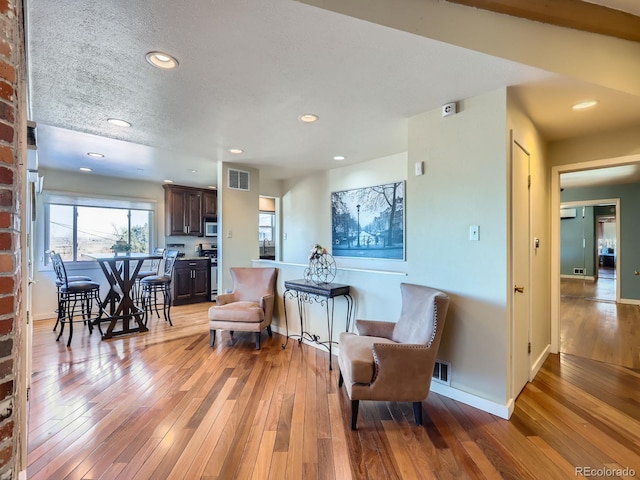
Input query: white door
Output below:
<box><xmin>512</xmin><ymin>139</ymin><xmax>531</xmax><ymax>398</ymax></box>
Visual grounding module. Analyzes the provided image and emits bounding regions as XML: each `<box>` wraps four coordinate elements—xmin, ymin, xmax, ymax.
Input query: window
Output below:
<box><xmin>44</xmin><ymin>193</ymin><xmax>154</xmax><ymax>263</ymax></box>
<box><xmin>259</xmin><ymin>212</ymin><xmax>275</xmax><ymax>242</ymax></box>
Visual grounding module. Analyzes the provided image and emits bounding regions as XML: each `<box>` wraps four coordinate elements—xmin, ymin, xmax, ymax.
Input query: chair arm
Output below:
<box><xmin>370</xmin><ymin>343</ymin><xmax>435</xmax><ymax>399</ymax></box>
<box><xmin>216</xmin><ymin>292</ymin><xmax>236</xmax><ymax>306</ymax></box>
<box><xmin>260</xmin><ymin>293</ymin><xmax>274</xmax><ymax>317</ymax></box>
<box><xmin>356</xmin><ymin>319</ymin><xmax>395</xmax><ymax>339</ymax></box>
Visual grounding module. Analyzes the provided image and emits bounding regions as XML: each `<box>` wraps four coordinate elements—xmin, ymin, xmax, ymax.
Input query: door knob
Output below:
<box><xmin>635</xmin><ymin>271</ymin><xmax>640</xmax><ymax>276</ymax></box>
<box><xmin>514</xmin><ymin>285</ymin><xmax>524</xmax><ymax>293</ymax></box>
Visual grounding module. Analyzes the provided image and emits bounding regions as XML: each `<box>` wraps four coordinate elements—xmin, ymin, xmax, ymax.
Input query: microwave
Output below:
<box><xmin>204</xmin><ymin>221</ymin><xmax>218</xmax><ymax>237</ymax></box>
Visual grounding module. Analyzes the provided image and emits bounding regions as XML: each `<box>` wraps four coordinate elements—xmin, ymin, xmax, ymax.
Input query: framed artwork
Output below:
<box><xmin>331</xmin><ymin>181</ymin><xmax>405</xmax><ymax>260</ymax></box>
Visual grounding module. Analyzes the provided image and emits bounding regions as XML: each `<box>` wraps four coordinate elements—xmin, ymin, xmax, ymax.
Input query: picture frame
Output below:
<box><xmin>331</xmin><ymin>181</ymin><xmax>405</xmax><ymax>260</ymax></box>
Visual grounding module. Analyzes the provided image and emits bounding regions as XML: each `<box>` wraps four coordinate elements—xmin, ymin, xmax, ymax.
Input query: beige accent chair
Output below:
<box><xmin>208</xmin><ymin>267</ymin><xmax>278</xmax><ymax>350</ymax></box>
<box><xmin>338</xmin><ymin>283</ymin><xmax>449</xmax><ymax>430</ymax></box>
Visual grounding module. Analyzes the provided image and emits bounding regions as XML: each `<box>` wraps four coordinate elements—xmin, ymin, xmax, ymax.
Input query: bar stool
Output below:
<box><xmin>50</xmin><ymin>252</ymin><xmax>101</xmax><ymax>347</ymax></box>
<box><xmin>48</xmin><ymin>250</ymin><xmax>93</xmax><ymax>332</ymax></box>
<box><xmin>133</xmin><ymin>247</ymin><xmax>165</xmax><ymax>302</ymax></box>
<box><xmin>140</xmin><ymin>250</ymin><xmax>179</xmax><ymax>326</ymax></box>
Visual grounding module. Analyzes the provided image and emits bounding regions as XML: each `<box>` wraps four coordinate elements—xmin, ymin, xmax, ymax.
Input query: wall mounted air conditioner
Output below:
<box><xmin>560</xmin><ymin>208</ymin><xmax>577</xmax><ymax>219</ymax></box>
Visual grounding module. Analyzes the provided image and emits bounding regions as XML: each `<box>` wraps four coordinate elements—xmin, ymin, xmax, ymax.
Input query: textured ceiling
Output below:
<box><xmin>25</xmin><ymin>0</ymin><xmax>640</xmax><ymax>188</ymax></box>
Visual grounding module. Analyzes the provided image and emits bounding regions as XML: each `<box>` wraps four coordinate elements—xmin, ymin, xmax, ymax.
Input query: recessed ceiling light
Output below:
<box><xmin>298</xmin><ymin>114</ymin><xmax>319</xmax><ymax>123</ymax></box>
<box><xmin>79</xmin><ymin>167</ymin><xmax>92</xmax><ymax>172</ymax></box>
<box><xmin>228</xmin><ymin>148</ymin><xmax>244</xmax><ymax>154</ymax></box>
<box><xmin>333</xmin><ymin>155</ymin><xmax>345</xmax><ymax>161</ymax></box>
<box><xmin>107</xmin><ymin>118</ymin><xmax>131</xmax><ymax>127</ymax></box>
<box><xmin>87</xmin><ymin>152</ymin><xmax>104</xmax><ymax>158</ymax></box>
<box><xmin>572</xmin><ymin>100</ymin><xmax>598</xmax><ymax>110</ymax></box>
<box><xmin>189</xmin><ymin>169</ymin><xmax>197</xmax><ymax>173</ymax></box>
<box><xmin>145</xmin><ymin>51</ymin><xmax>179</xmax><ymax>70</ymax></box>
<box><xmin>163</xmin><ymin>179</ymin><xmax>173</xmax><ymax>183</ymax></box>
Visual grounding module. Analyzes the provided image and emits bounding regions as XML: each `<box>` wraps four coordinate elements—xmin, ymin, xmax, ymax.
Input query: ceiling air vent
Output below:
<box><xmin>27</xmin><ymin>120</ymin><xmax>37</xmax><ymax>150</ymax></box>
<box><xmin>228</xmin><ymin>168</ymin><xmax>250</xmax><ymax>191</ymax></box>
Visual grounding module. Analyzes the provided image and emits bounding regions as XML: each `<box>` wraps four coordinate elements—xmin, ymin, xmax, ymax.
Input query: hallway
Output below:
<box><xmin>560</xmin><ymin>270</ymin><xmax>640</xmax><ymax>369</ymax></box>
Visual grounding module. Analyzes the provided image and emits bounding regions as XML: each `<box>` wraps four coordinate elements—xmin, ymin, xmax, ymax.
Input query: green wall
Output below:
<box><xmin>561</xmin><ymin>183</ymin><xmax>640</xmax><ymax>300</ymax></box>
<box><xmin>560</xmin><ymin>206</ymin><xmax>595</xmax><ymax>276</ymax></box>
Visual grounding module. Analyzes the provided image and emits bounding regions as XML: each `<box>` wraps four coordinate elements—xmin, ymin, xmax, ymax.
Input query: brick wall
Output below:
<box><xmin>0</xmin><ymin>0</ymin><xmax>25</xmax><ymax>478</ymax></box>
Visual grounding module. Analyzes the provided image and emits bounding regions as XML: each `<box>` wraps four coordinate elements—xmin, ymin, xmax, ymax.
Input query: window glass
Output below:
<box><xmin>49</xmin><ymin>204</ymin><xmax>74</xmax><ymax>261</ymax></box>
<box><xmin>46</xmin><ymin>202</ymin><xmax>152</xmax><ymax>263</ymax></box>
<box><xmin>259</xmin><ymin>212</ymin><xmax>274</xmax><ymax>242</ymax></box>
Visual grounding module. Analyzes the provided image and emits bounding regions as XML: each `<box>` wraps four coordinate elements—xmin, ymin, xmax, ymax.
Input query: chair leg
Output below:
<box><xmin>413</xmin><ymin>401</ymin><xmax>423</xmax><ymax>426</ymax></box>
<box><xmin>56</xmin><ymin>298</ymin><xmax>66</xmax><ymax>342</ymax></box>
<box><xmin>267</xmin><ymin>325</ymin><xmax>272</xmax><ymax>337</ymax></box>
<box><xmin>255</xmin><ymin>332</ymin><xmax>261</xmax><ymax>350</ymax></box>
<box><xmin>351</xmin><ymin>400</ymin><xmax>359</xmax><ymax>430</ymax></box>
<box><xmin>209</xmin><ymin>329</ymin><xmax>216</xmax><ymax>347</ymax></box>
<box><xmin>338</xmin><ymin>371</ymin><xmax>344</xmax><ymax>388</ymax></box>
<box><xmin>163</xmin><ymin>285</ymin><xmax>173</xmax><ymax>326</ymax></box>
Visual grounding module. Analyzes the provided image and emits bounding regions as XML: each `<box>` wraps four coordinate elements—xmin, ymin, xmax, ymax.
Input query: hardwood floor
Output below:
<box><xmin>560</xmin><ymin>272</ymin><xmax>640</xmax><ymax>369</ymax></box>
<box><xmin>28</xmin><ymin>304</ymin><xmax>640</xmax><ymax>479</ymax></box>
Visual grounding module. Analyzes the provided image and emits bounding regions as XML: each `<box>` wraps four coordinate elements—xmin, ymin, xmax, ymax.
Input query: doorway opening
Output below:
<box><xmin>259</xmin><ymin>196</ymin><xmax>278</xmax><ymax>260</ymax></box>
<box><xmin>559</xmin><ymin>201</ymin><xmax>618</xmax><ymax>303</ymax></box>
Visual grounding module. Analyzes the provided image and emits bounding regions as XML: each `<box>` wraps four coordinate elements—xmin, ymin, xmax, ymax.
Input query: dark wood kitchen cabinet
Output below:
<box><xmin>172</xmin><ymin>258</ymin><xmax>210</xmax><ymax>305</ymax></box>
<box><xmin>164</xmin><ymin>185</ymin><xmax>203</xmax><ymax>236</ymax></box>
<box><xmin>164</xmin><ymin>184</ymin><xmax>217</xmax><ymax>236</ymax></box>
<box><xmin>203</xmin><ymin>190</ymin><xmax>217</xmax><ymax>217</ymax></box>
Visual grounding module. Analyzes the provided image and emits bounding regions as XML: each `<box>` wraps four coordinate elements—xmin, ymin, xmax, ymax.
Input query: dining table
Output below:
<box><xmin>85</xmin><ymin>252</ymin><xmax>163</xmax><ymax>339</ymax></box>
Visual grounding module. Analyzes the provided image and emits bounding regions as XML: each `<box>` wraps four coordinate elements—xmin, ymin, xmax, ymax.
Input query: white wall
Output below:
<box><xmin>407</xmin><ymin>89</ymin><xmax>509</xmax><ymax>406</ymax></box>
<box><xmin>218</xmin><ymin>162</ymin><xmax>261</xmax><ymax>293</ymax></box>
<box><xmin>273</xmin><ymin>90</ymin><xmax>517</xmax><ymax>414</ymax></box>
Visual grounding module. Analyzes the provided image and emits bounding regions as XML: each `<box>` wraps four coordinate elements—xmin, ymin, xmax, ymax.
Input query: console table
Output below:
<box><xmin>281</xmin><ymin>279</ymin><xmax>354</xmax><ymax>370</ymax></box>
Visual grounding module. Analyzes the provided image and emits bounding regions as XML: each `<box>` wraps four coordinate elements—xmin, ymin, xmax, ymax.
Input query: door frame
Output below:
<box><xmin>551</xmin><ymin>157</ymin><xmax>631</xmax><ymax>353</ymax></box>
<box><xmin>559</xmin><ymin>199</ymin><xmax>620</xmax><ymax>297</ymax></box>
<box><xmin>510</xmin><ymin>136</ymin><xmax>532</xmax><ymax>400</ymax></box>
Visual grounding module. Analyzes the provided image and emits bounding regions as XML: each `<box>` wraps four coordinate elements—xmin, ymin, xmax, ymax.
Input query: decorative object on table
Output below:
<box><xmin>305</xmin><ymin>244</ymin><xmax>336</xmax><ymax>285</ymax></box>
<box><xmin>111</xmin><ymin>240</ymin><xmax>131</xmax><ymax>254</ymax></box>
<box><xmin>331</xmin><ymin>181</ymin><xmax>405</xmax><ymax>260</ymax></box>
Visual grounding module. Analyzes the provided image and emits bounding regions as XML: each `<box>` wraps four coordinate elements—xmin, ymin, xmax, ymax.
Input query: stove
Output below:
<box><xmin>198</xmin><ymin>243</ymin><xmax>218</xmax><ymax>299</ymax></box>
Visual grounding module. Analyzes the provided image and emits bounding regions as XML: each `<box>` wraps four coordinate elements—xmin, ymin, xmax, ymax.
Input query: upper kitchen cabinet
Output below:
<box><xmin>164</xmin><ymin>185</ymin><xmax>203</xmax><ymax>236</ymax></box>
<box><xmin>203</xmin><ymin>190</ymin><xmax>217</xmax><ymax>218</ymax></box>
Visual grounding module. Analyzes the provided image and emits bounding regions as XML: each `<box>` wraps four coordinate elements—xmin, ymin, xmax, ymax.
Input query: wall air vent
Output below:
<box><xmin>432</xmin><ymin>360</ymin><xmax>451</xmax><ymax>386</ymax></box>
<box><xmin>27</xmin><ymin>120</ymin><xmax>37</xmax><ymax>149</ymax></box>
<box><xmin>228</xmin><ymin>168</ymin><xmax>250</xmax><ymax>191</ymax></box>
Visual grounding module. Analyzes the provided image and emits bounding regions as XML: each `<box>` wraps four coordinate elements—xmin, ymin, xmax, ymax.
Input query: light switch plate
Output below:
<box><xmin>469</xmin><ymin>225</ymin><xmax>479</xmax><ymax>241</ymax></box>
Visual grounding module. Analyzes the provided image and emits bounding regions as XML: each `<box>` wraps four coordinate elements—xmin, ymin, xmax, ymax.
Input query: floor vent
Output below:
<box><xmin>228</xmin><ymin>168</ymin><xmax>250</xmax><ymax>191</ymax></box>
<box><xmin>432</xmin><ymin>360</ymin><xmax>451</xmax><ymax>386</ymax></box>
<box><xmin>573</xmin><ymin>267</ymin><xmax>585</xmax><ymax>275</ymax></box>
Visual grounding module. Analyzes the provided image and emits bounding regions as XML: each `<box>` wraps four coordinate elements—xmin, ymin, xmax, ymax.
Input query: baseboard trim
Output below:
<box><xmin>619</xmin><ymin>298</ymin><xmax>640</xmax><ymax>306</ymax></box>
<box><xmin>430</xmin><ymin>382</ymin><xmax>512</xmax><ymax>419</ymax></box>
<box><xmin>34</xmin><ymin>313</ymin><xmax>56</xmax><ymax>321</ymax></box>
<box><xmin>271</xmin><ymin>324</ymin><xmax>341</xmax><ymax>355</ymax></box>
<box><xmin>560</xmin><ymin>274</ymin><xmax>596</xmax><ymax>281</ymax></box>
<box><xmin>531</xmin><ymin>344</ymin><xmax>551</xmax><ymax>380</ymax></box>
